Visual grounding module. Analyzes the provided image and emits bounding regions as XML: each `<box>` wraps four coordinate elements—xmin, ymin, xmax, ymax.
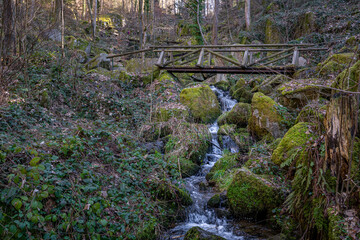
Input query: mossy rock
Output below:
<box><xmin>294</xmin><ymin>12</ymin><xmax>316</xmax><ymax>38</ymax></box>
<box><xmin>229</xmin><ymin>78</ymin><xmax>246</xmax><ymax>96</ymax></box>
<box><xmin>168</xmin><ymin>156</ymin><xmax>200</xmax><ymax>178</ymax></box>
<box><xmin>207</xmin><ymin>194</ymin><xmax>228</xmax><ymax>208</ymax></box>
<box><xmin>180</xmin><ymin>85</ymin><xmax>221</xmax><ymax>123</ymax></box>
<box><xmin>227</xmin><ymin>168</ymin><xmax>283</xmax><ymax>219</ymax></box>
<box><xmin>140</xmin><ymin>122</ymin><xmax>172</xmax><ymax>141</ymax></box>
<box><xmin>214</xmin><ymin>80</ymin><xmax>230</xmax><ymax>91</ymax></box>
<box><xmin>317</xmin><ymin>53</ymin><xmax>356</xmax><ymax>77</ymax></box>
<box><xmin>229</xmin><ymin>78</ymin><xmax>253</xmax><ymax>103</ymax></box>
<box><xmin>248</xmin><ymin>92</ymin><xmax>288</xmax><ymax>140</ymax></box>
<box><xmin>217</xmin><ymin>103</ymin><xmax>251</xmax><ymax>127</ymax></box>
<box><xmin>184</xmin><ymin>227</ymin><xmax>226</xmax><ymax>240</ymax></box>
<box><xmin>125</xmin><ymin>58</ymin><xmax>143</xmax><ymax>73</ymax></box>
<box><xmin>295</xmin><ymin>103</ymin><xmax>327</xmax><ymax>126</ymax></box>
<box><xmin>152</xmin><ymin>103</ymin><xmax>189</xmax><ymax>122</ymax></box>
<box><xmin>206</xmin><ymin>153</ymin><xmax>239</xmax><ymax>190</ymax></box>
<box><xmin>265</xmin><ymin>18</ymin><xmax>281</xmax><ymax>44</ymax></box>
<box><xmin>85</xmin><ymin>53</ymin><xmax>111</xmax><ymax>70</ymax></box>
<box><xmin>278</xmin><ymin>80</ymin><xmax>320</xmax><ymax>109</ymax></box>
<box><xmin>331</xmin><ymin>60</ymin><xmax>360</xmax><ymax>92</ymax></box>
<box><xmin>142</xmin><ymin>67</ymin><xmax>161</xmax><ymax>85</ymax></box>
<box><xmin>217</xmin><ymin>127</ymin><xmax>250</xmax><ymax>154</ymax></box>
<box><xmin>156</xmin><ymin>183</ymin><xmax>192</xmax><ymax>206</ymax></box>
<box><xmin>271</xmin><ymin>122</ymin><xmax>316</xmax><ymax>166</ymax></box>
<box><xmin>217</xmin><ymin>124</ymin><xmax>237</xmax><ymax>137</ymax></box>
<box><xmin>251</xmin><ymin>75</ymin><xmax>286</xmax><ymax>95</ymax></box>
<box><xmin>65</xmin><ymin>36</ymin><xmax>76</xmax><ymax>48</ymax></box>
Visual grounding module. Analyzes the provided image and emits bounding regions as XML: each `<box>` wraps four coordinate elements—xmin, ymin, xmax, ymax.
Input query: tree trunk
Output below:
<box><xmin>93</xmin><ymin>0</ymin><xmax>97</xmax><ymax>40</ymax></box>
<box><xmin>212</xmin><ymin>0</ymin><xmax>219</xmax><ymax>45</ymax></box>
<box><xmin>325</xmin><ymin>93</ymin><xmax>358</xmax><ymax>186</ymax></box>
<box><xmin>245</xmin><ymin>0</ymin><xmax>251</xmax><ymax>31</ymax></box>
<box><xmin>2</xmin><ymin>0</ymin><xmax>16</xmax><ymax>62</ymax></box>
<box><xmin>61</xmin><ymin>0</ymin><xmax>65</xmax><ymax>57</ymax></box>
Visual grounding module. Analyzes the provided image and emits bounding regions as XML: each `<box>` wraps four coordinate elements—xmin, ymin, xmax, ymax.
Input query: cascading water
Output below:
<box><xmin>163</xmin><ymin>86</ymin><xmax>250</xmax><ymax>240</ymax></box>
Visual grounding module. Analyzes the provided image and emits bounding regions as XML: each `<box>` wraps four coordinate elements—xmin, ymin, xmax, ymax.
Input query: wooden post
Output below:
<box><xmin>292</xmin><ymin>47</ymin><xmax>300</xmax><ymax>66</ymax></box>
<box><xmin>156</xmin><ymin>51</ymin><xmax>165</xmax><ymax>66</ymax></box>
<box><xmin>248</xmin><ymin>52</ymin><xmax>253</xmax><ymax>65</ymax></box>
<box><xmin>196</xmin><ymin>48</ymin><xmax>205</xmax><ymax>67</ymax></box>
<box><xmin>208</xmin><ymin>53</ymin><xmax>212</xmax><ymax>65</ymax></box>
<box><xmin>242</xmin><ymin>49</ymin><xmax>249</xmax><ymax>66</ymax></box>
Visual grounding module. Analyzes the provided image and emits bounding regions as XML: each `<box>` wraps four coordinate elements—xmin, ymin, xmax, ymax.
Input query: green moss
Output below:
<box><xmin>184</xmin><ymin>227</ymin><xmax>226</xmax><ymax>240</ymax></box>
<box><xmin>229</xmin><ymin>78</ymin><xmax>252</xmax><ymax>103</ymax></box>
<box><xmin>294</xmin><ymin>12</ymin><xmax>315</xmax><ymax>38</ymax></box>
<box><xmin>180</xmin><ymin>85</ymin><xmax>221</xmax><ymax>123</ymax></box>
<box><xmin>168</xmin><ymin>156</ymin><xmax>200</xmax><ymax>177</ymax></box>
<box><xmin>136</xmin><ymin>218</ymin><xmax>158</xmax><ymax>240</ymax></box>
<box><xmin>229</xmin><ymin>78</ymin><xmax>246</xmax><ymax>96</ymax></box>
<box><xmin>332</xmin><ymin>60</ymin><xmax>360</xmax><ymax>91</ymax></box>
<box><xmin>214</xmin><ymin>80</ymin><xmax>230</xmax><ymax>91</ymax></box>
<box><xmin>271</xmin><ymin>122</ymin><xmax>315</xmax><ymax>166</ymax></box>
<box><xmin>152</xmin><ymin>104</ymin><xmax>189</xmax><ymax>122</ymax></box>
<box><xmin>295</xmin><ymin>104</ymin><xmax>326</xmax><ymax>125</ymax></box>
<box><xmin>217</xmin><ymin>103</ymin><xmax>251</xmax><ymax>127</ymax></box>
<box><xmin>226</xmin><ymin>168</ymin><xmax>283</xmax><ymax>218</ymax></box>
<box><xmin>317</xmin><ymin>53</ymin><xmax>355</xmax><ymax>77</ymax></box>
<box><xmin>156</xmin><ymin>183</ymin><xmax>192</xmax><ymax>206</ymax></box>
<box><xmin>265</xmin><ymin>18</ymin><xmax>281</xmax><ymax>44</ymax></box>
<box><xmin>65</xmin><ymin>36</ymin><xmax>76</xmax><ymax>48</ymax></box>
<box><xmin>248</xmin><ymin>92</ymin><xmax>286</xmax><ymax>140</ymax></box>
<box><xmin>327</xmin><ymin>208</ymin><xmax>343</xmax><ymax>240</ymax></box>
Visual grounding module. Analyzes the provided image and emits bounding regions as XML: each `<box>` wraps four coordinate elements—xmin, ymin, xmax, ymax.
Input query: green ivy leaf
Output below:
<box><xmin>11</xmin><ymin>198</ymin><xmax>22</xmax><ymax>210</ymax></box>
<box><xmin>30</xmin><ymin>157</ymin><xmax>41</xmax><ymax>166</ymax></box>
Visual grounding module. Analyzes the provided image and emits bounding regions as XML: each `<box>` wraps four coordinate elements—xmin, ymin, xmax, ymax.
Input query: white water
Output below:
<box><xmin>163</xmin><ymin>87</ymin><xmax>249</xmax><ymax>240</ymax></box>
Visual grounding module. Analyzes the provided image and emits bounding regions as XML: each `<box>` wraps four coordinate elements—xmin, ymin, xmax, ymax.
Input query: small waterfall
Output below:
<box><xmin>163</xmin><ymin>87</ymin><xmax>248</xmax><ymax>240</ymax></box>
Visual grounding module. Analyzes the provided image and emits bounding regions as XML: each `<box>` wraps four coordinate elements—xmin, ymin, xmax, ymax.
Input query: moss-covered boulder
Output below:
<box><xmin>226</xmin><ymin>168</ymin><xmax>283</xmax><ymax>218</ymax></box>
<box><xmin>271</xmin><ymin>122</ymin><xmax>316</xmax><ymax>166</ymax></box>
<box><xmin>207</xmin><ymin>193</ymin><xmax>228</xmax><ymax>208</ymax></box>
<box><xmin>331</xmin><ymin>60</ymin><xmax>360</xmax><ymax>91</ymax></box>
<box><xmin>152</xmin><ymin>103</ymin><xmax>189</xmax><ymax>122</ymax></box>
<box><xmin>217</xmin><ymin>127</ymin><xmax>250</xmax><ymax>154</ymax></box>
<box><xmin>156</xmin><ymin>183</ymin><xmax>192</xmax><ymax>206</ymax></box>
<box><xmin>180</xmin><ymin>85</ymin><xmax>221</xmax><ymax>123</ymax></box>
<box><xmin>265</xmin><ymin>18</ymin><xmax>281</xmax><ymax>44</ymax></box>
<box><xmin>168</xmin><ymin>156</ymin><xmax>200</xmax><ymax>178</ymax></box>
<box><xmin>85</xmin><ymin>53</ymin><xmax>111</xmax><ymax>70</ymax></box>
<box><xmin>295</xmin><ymin>103</ymin><xmax>327</xmax><ymax>126</ymax></box>
<box><xmin>248</xmin><ymin>92</ymin><xmax>289</xmax><ymax>140</ymax></box>
<box><xmin>214</xmin><ymin>80</ymin><xmax>230</xmax><ymax>91</ymax></box>
<box><xmin>251</xmin><ymin>75</ymin><xmax>287</xmax><ymax>95</ymax></box>
<box><xmin>206</xmin><ymin>153</ymin><xmax>239</xmax><ymax>190</ymax></box>
<box><xmin>294</xmin><ymin>12</ymin><xmax>316</xmax><ymax>38</ymax></box>
<box><xmin>229</xmin><ymin>79</ymin><xmax>253</xmax><ymax>103</ymax></box>
<box><xmin>184</xmin><ymin>227</ymin><xmax>226</xmax><ymax>240</ymax></box>
<box><xmin>317</xmin><ymin>53</ymin><xmax>356</xmax><ymax>77</ymax></box>
<box><xmin>277</xmin><ymin>79</ymin><xmax>320</xmax><ymax>109</ymax></box>
<box><xmin>217</xmin><ymin>103</ymin><xmax>251</xmax><ymax>127</ymax></box>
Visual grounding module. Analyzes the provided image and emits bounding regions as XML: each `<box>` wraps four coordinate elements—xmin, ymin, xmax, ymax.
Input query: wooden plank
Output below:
<box><xmin>262</xmin><ymin>52</ymin><xmax>294</xmax><ymax>66</ymax></box>
<box><xmin>150</xmin><ymin>43</ymin><xmax>315</xmax><ymax>49</ymax></box>
<box><xmin>196</xmin><ymin>48</ymin><xmax>205</xmax><ymax>67</ymax></box>
<box><xmin>248</xmin><ymin>47</ymin><xmax>295</xmax><ymax>67</ymax></box>
<box><xmin>206</xmin><ymin>49</ymin><xmax>242</xmax><ymax>67</ymax></box>
<box><xmin>153</xmin><ymin>47</ymin><xmax>327</xmax><ymax>53</ymax></box>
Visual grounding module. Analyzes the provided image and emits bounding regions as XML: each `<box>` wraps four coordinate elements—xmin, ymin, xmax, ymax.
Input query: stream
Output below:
<box><xmin>163</xmin><ymin>86</ymin><xmax>256</xmax><ymax>240</ymax></box>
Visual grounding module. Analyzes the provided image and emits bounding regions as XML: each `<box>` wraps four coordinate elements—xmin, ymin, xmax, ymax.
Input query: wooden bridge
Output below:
<box><xmin>107</xmin><ymin>44</ymin><xmax>327</xmax><ymax>78</ymax></box>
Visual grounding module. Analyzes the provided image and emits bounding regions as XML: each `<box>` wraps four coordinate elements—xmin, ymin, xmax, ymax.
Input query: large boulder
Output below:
<box><xmin>180</xmin><ymin>85</ymin><xmax>221</xmax><ymax>123</ymax></box>
<box><xmin>85</xmin><ymin>53</ymin><xmax>111</xmax><ymax>70</ymax></box>
<box><xmin>217</xmin><ymin>103</ymin><xmax>251</xmax><ymax>127</ymax></box>
<box><xmin>227</xmin><ymin>168</ymin><xmax>283</xmax><ymax>219</ymax></box>
<box><xmin>184</xmin><ymin>227</ymin><xmax>226</xmax><ymax>240</ymax></box>
<box><xmin>152</xmin><ymin>103</ymin><xmax>189</xmax><ymax>122</ymax></box>
<box><xmin>277</xmin><ymin>78</ymin><xmax>320</xmax><ymax>109</ymax></box>
<box><xmin>271</xmin><ymin>122</ymin><xmax>316</xmax><ymax>166</ymax></box>
<box><xmin>316</xmin><ymin>53</ymin><xmax>357</xmax><ymax>77</ymax></box>
<box><xmin>331</xmin><ymin>60</ymin><xmax>360</xmax><ymax>91</ymax></box>
<box><xmin>229</xmin><ymin>79</ymin><xmax>253</xmax><ymax>103</ymax></box>
<box><xmin>248</xmin><ymin>92</ymin><xmax>289</xmax><ymax>140</ymax></box>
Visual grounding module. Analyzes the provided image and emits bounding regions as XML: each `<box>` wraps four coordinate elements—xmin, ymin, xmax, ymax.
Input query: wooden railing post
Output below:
<box><xmin>242</xmin><ymin>49</ymin><xmax>249</xmax><ymax>66</ymax></box>
<box><xmin>292</xmin><ymin>47</ymin><xmax>300</xmax><ymax>66</ymax></box>
<box><xmin>196</xmin><ymin>48</ymin><xmax>205</xmax><ymax>67</ymax></box>
<box><xmin>156</xmin><ymin>51</ymin><xmax>165</xmax><ymax>67</ymax></box>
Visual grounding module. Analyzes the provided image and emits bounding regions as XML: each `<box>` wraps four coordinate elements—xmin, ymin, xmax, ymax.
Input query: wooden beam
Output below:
<box><xmin>262</xmin><ymin>52</ymin><xmax>294</xmax><ymax>66</ymax></box>
<box><xmin>248</xmin><ymin>47</ymin><xmax>295</xmax><ymax>67</ymax></box>
<box><xmin>153</xmin><ymin>47</ymin><xmax>327</xmax><ymax>53</ymax></box>
<box><xmin>163</xmin><ymin>66</ymin><xmax>295</xmax><ymax>75</ymax></box>
<box><xmin>205</xmin><ymin>49</ymin><xmax>242</xmax><ymax>67</ymax></box>
<box><xmin>107</xmin><ymin>48</ymin><xmax>153</xmax><ymax>58</ymax></box>
<box><xmin>150</xmin><ymin>43</ymin><xmax>315</xmax><ymax>49</ymax></box>
<box><xmin>162</xmin><ymin>49</ymin><xmax>200</xmax><ymax>67</ymax></box>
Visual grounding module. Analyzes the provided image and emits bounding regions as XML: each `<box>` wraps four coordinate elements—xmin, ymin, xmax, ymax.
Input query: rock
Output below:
<box><xmin>251</xmin><ymin>75</ymin><xmax>287</xmax><ymax>95</ymax></box>
<box><xmin>295</xmin><ymin>102</ymin><xmax>327</xmax><ymax>126</ymax></box>
<box><xmin>277</xmin><ymin>79</ymin><xmax>320</xmax><ymax>109</ymax></box>
<box><xmin>152</xmin><ymin>103</ymin><xmax>189</xmax><ymax>122</ymax></box>
<box><xmin>248</xmin><ymin>92</ymin><xmax>289</xmax><ymax>140</ymax></box>
<box><xmin>168</xmin><ymin>156</ymin><xmax>200</xmax><ymax>178</ymax></box>
<box><xmin>207</xmin><ymin>193</ymin><xmax>228</xmax><ymax>208</ymax></box>
<box><xmin>265</xmin><ymin>18</ymin><xmax>281</xmax><ymax>44</ymax></box>
<box><xmin>298</xmin><ymin>57</ymin><xmax>307</xmax><ymax>67</ymax></box>
<box><xmin>294</xmin><ymin>12</ymin><xmax>316</xmax><ymax>38</ymax></box>
<box><xmin>217</xmin><ymin>126</ymin><xmax>250</xmax><ymax>154</ymax></box>
<box><xmin>156</xmin><ymin>183</ymin><xmax>192</xmax><ymax>206</ymax></box>
<box><xmin>271</xmin><ymin>122</ymin><xmax>316</xmax><ymax>166</ymax></box>
<box><xmin>141</xmin><ymin>140</ymin><xmax>164</xmax><ymax>154</ymax></box>
<box><xmin>206</xmin><ymin>152</ymin><xmax>239</xmax><ymax>190</ymax></box>
<box><xmin>184</xmin><ymin>227</ymin><xmax>226</xmax><ymax>240</ymax></box>
<box><xmin>214</xmin><ymin>80</ymin><xmax>230</xmax><ymax>91</ymax></box>
<box><xmin>230</xmin><ymin>78</ymin><xmax>253</xmax><ymax>103</ymax></box>
<box><xmin>317</xmin><ymin>53</ymin><xmax>356</xmax><ymax>77</ymax></box>
<box><xmin>226</xmin><ymin>168</ymin><xmax>283</xmax><ymax>219</ymax></box>
<box><xmin>180</xmin><ymin>85</ymin><xmax>221</xmax><ymax>123</ymax></box>
<box><xmin>139</xmin><ymin>122</ymin><xmax>172</xmax><ymax>141</ymax></box>
<box><xmin>217</xmin><ymin>103</ymin><xmax>251</xmax><ymax>127</ymax></box>
<box><xmin>85</xmin><ymin>53</ymin><xmax>111</xmax><ymax>70</ymax></box>
<box><xmin>45</xmin><ymin>29</ymin><xmax>62</xmax><ymax>42</ymax></box>
<box><xmin>332</xmin><ymin>60</ymin><xmax>360</xmax><ymax>91</ymax></box>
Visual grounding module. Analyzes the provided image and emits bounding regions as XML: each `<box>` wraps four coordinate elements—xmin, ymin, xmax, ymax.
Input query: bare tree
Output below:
<box><xmin>245</xmin><ymin>0</ymin><xmax>250</xmax><ymax>31</ymax></box>
<box><xmin>212</xmin><ymin>0</ymin><xmax>219</xmax><ymax>44</ymax></box>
